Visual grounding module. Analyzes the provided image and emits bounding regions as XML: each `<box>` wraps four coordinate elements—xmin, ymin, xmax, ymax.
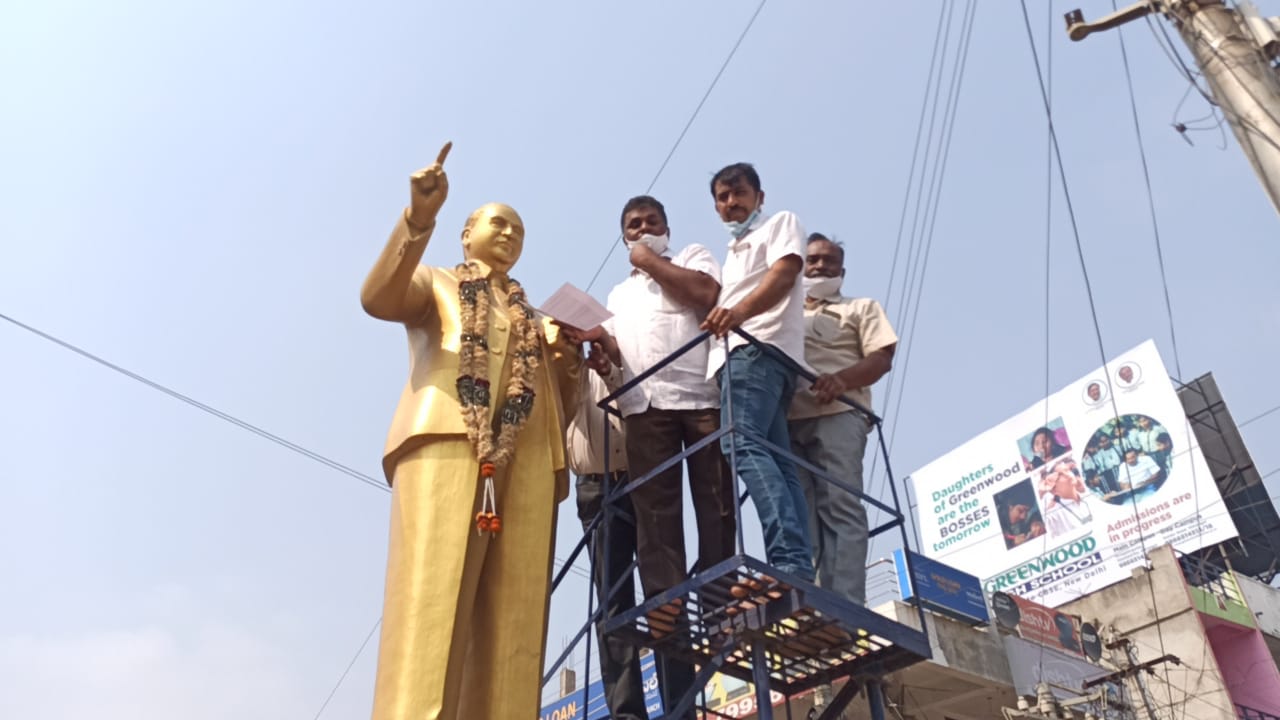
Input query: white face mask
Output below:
<box><xmin>625</xmin><ymin>232</ymin><xmax>670</xmax><ymax>256</ymax></box>
<box><xmin>723</xmin><ymin>207</ymin><xmax>761</xmax><ymax>239</ymax></box>
<box><xmin>802</xmin><ymin>274</ymin><xmax>842</xmax><ymax>299</ymax></box>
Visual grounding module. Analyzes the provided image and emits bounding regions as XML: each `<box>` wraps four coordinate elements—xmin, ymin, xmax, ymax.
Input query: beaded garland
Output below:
<box><xmin>454</xmin><ymin>261</ymin><xmax>540</xmax><ymax>535</ymax></box>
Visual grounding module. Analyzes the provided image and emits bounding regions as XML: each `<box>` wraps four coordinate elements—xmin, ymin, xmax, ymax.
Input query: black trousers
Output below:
<box><xmin>576</xmin><ymin>471</ymin><xmax>648</xmax><ymax>720</ymax></box>
<box><xmin>624</xmin><ymin>407</ymin><xmax>735</xmax><ymax>719</ymax></box>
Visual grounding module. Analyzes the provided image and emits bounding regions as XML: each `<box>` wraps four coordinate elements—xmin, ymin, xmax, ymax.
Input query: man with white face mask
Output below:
<box><xmin>790</xmin><ymin>233</ymin><xmax>895</xmax><ymax>720</ymax></box>
<box><xmin>702</xmin><ymin>162</ymin><xmax>814</xmax><ymax>583</ymax></box>
<box><xmin>569</xmin><ymin>195</ymin><xmax>732</xmax><ymax>718</ymax></box>
<box><xmin>789</xmin><ymin>233</ymin><xmax>897</xmax><ymax>607</ymax></box>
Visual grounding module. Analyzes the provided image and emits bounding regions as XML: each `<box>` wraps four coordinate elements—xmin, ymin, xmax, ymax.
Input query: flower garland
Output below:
<box><xmin>454</xmin><ymin>261</ymin><xmax>541</xmax><ymax>535</ymax></box>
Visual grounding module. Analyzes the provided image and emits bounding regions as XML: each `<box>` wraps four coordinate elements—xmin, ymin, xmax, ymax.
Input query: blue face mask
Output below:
<box><xmin>723</xmin><ymin>207</ymin><xmax>761</xmax><ymax>239</ymax></box>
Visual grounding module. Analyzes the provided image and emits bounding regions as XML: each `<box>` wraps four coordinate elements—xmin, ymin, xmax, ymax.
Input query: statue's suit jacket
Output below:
<box><xmin>373</xmin><ymin>216</ymin><xmax>576</xmax><ymax>501</ymax></box>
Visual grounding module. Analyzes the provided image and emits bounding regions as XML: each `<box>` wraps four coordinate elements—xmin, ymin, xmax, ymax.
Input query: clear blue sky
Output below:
<box><xmin>3</xmin><ymin>1</ymin><xmax>1278</xmax><ymax>717</ymax></box>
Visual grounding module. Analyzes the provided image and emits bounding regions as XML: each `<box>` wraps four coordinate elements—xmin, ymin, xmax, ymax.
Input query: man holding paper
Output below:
<box><xmin>568</xmin><ymin>195</ymin><xmax>734</xmax><ymax>718</ymax></box>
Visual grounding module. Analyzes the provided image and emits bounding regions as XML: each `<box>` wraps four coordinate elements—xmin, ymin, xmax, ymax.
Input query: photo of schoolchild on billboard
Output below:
<box><xmin>995</xmin><ymin>479</ymin><xmax>1046</xmax><ymax>550</ymax></box>
<box><xmin>1018</xmin><ymin>418</ymin><xmax>1073</xmax><ymax>472</ymax></box>
<box><xmin>1036</xmin><ymin>458</ymin><xmax>1093</xmax><ymax>536</ymax></box>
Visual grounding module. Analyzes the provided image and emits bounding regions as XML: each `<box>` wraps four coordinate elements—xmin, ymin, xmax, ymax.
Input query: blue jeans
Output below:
<box><xmin>717</xmin><ymin>344</ymin><xmax>815</xmax><ymax>581</ymax></box>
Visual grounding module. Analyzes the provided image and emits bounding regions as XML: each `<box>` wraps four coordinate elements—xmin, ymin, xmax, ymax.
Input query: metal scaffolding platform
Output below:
<box><xmin>544</xmin><ymin>330</ymin><xmax>933</xmax><ymax>720</ymax></box>
<box><xmin>605</xmin><ymin>553</ymin><xmax>931</xmax><ymax>693</ymax></box>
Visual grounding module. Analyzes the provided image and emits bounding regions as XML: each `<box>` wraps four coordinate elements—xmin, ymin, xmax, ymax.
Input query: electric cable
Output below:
<box><xmin>584</xmin><ymin>0</ymin><xmax>770</xmax><ymax>292</ymax></box>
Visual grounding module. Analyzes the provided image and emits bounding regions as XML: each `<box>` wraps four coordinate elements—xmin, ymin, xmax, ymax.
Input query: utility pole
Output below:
<box><xmin>1064</xmin><ymin>0</ymin><xmax>1280</xmax><ymax>217</ymax></box>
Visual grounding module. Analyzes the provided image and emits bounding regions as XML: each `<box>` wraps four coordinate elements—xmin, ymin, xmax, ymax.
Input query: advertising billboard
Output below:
<box><xmin>909</xmin><ymin>340</ymin><xmax>1237</xmax><ymax>607</ymax></box>
<box><xmin>990</xmin><ymin>591</ymin><xmax>1084</xmax><ymax>656</ymax></box>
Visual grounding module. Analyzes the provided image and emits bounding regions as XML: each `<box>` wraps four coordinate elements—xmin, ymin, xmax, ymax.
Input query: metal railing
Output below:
<box><xmin>542</xmin><ymin>327</ymin><xmax>928</xmax><ymax>718</ymax></box>
<box><xmin>1178</xmin><ymin>552</ymin><xmax>1248</xmax><ymax>608</ymax></box>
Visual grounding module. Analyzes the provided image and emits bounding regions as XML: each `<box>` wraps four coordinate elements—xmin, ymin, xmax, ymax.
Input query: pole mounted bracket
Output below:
<box><xmin>1064</xmin><ymin>1</ymin><xmax>1157</xmax><ymax>42</ymax></box>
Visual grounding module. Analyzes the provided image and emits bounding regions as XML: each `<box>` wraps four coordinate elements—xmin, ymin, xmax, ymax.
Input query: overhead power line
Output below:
<box><xmin>880</xmin><ymin>0</ymin><xmax>977</xmax><ymax>459</ymax></box>
<box><xmin>3</xmin><ymin>310</ymin><xmax>604</xmax><ymax>580</ymax></box>
<box><xmin>1017</xmin><ymin>1</ymin><xmax>1180</xmax><ymax>711</ymax></box>
<box><xmin>1036</xmin><ymin>0</ymin><xmax>1055</xmax><ymax>684</ymax></box>
<box><xmin>312</xmin><ymin>618</ymin><xmax>381</xmax><ymax>720</ymax></box>
<box><xmin>866</xmin><ymin>0</ymin><xmax>977</xmax><ymax>559</ymax></box>
<box><xmin>0</xmin><ymin>311</ymin><xmax>388</xmax><ymax>493</ymax></box>
<box><xmin>584</xmin><ymin>0</ymin><xmax>769</xmax><ymax>292</ymax></box>
<box><xmin>1111</xmin><ymin>0</ymin><xmax>1184</xmax><ymax>381</ymax></box>
<box><xmin>0</xmin><ymin>314</ymin><xmax>595</xmax><ymax>709</ymax></box>
<box><xmin>1240</xmin><ymin>402</ymin><xmax>1280</xmax><ymax>428</ymax></box>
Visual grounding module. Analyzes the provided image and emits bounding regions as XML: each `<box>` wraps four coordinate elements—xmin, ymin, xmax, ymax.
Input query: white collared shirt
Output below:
<box><xmin>604</xmin><ymin>245</ymin><xmax>723</xmax><ymax>417</ymax></box>
<box><xmin>1119</xmin><ymin>454</ymin><xmax>1162</xmax><ymax>487</ymax></box>
<box><xmin>706</xmin><ymin>210</ymin><xmax>809</xmax><ymax>378</ymax></box>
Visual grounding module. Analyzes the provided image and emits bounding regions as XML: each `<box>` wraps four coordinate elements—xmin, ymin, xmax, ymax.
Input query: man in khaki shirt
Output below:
<box><xmin>788</xmin><ymin>233</ymin><xmax>897</xmax><ymax>607</ymax></box>
<box><xmin>566</xmin><ymin>364</ymin><xmax>648</xmax><ymax>720</ymax></box>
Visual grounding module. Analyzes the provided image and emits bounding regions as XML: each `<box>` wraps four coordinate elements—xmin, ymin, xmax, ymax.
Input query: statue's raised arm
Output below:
<box><xmin>360</xmin><ymin>141</ymin><xmax>452</xmax><ymax>322</ymax></box>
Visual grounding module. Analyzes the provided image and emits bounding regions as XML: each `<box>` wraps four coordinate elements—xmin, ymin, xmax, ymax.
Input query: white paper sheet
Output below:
<box><xmin>538</xmin><ymin>282</ymin><xmax>612</xmax><ymax>330</ymax></box>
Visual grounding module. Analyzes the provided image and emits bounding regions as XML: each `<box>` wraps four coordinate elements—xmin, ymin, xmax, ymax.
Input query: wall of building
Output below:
<box><xmin>878</xmin><ymin>601</ymin><xmax>1026</xmax><ymax>719</ymax></box>
<box><xmin>884</xmin><ymin>599</ymin><xmax>1012</xmax><ymax>682</ymax></box>
<box><xmin>1238</xmin><ymin>573</ymin><xmax>1280</xmax><ymax>637</ymax></box>
<box><xmin>1059</xmin><ymin>545</ymin><xmax>1236</xmax><ymax>720</ymax></box>
<box><xmin>1238</xmin><ymin>572</ymin><xmax>1280</xmax><ymax>679</ymax></box>
<box><xmin>1203</xmin><ymin>615</ymin><xmax>1280</xmax><ymax>715</ymax></box>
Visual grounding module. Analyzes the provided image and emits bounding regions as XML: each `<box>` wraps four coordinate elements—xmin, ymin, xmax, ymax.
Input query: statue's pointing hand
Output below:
<box><xmin>407</xmin><ymin>141</ymin><xmax>453</xmax><ymax>230</ymax></box>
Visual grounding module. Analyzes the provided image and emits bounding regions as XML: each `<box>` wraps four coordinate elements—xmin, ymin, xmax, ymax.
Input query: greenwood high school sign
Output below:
<box><xmin>909</xmin><ymin>340</ymin><xmax>1237</xmax><ymax>607</ymax></box>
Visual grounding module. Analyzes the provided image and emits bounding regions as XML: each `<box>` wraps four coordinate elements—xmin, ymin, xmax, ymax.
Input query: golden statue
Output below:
<box><xmin>361</xmin><ymin>142</ymin><xmax>578</xmax><ymax>720</ymax></box>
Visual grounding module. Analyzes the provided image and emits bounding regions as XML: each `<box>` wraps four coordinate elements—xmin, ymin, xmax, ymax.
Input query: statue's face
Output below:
<box><xmin>463</xmin><ymin>203</ymin><xmax>525</xmax><ymax>271</ymax></box>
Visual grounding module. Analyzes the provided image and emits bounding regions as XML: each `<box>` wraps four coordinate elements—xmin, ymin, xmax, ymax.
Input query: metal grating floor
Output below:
<box><xmin>602</xmin><ymin>554</ymin><xmax>932</xmax><ymax>695</ymax></box>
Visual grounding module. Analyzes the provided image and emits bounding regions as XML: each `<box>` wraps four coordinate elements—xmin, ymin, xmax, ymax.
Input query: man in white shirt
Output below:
<box><xmin>788</xmin><ymin>233</ymin><xmax>896</xmax><ymax>607</ymax></box>
<box><xmin>566</xmin><ymin>365</ymin><xmax>647</xmax><ymax>720</ymax></box>
<box><xmin>701</xmin><ymin>163</ymin><xmax>815</xmax><ymax>582</ymax></box>
<box><xmin>575</xmin><ymin>195</ymin><xmax>733</xmax><ymax>718</ymax></box>
<box><xmin>1117</xmin><ymin>448</ymin><xmax>1163</xmax><ymax>490</ymax></box>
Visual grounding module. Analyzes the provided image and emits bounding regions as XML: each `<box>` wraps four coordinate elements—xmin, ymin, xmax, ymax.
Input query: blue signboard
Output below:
<box><xmin>540</xmin><ymin>653</ymin><xmax>664</xmax><ymax>720</ymax></box>
<box><xmin>894</xmin><ymin>548</ymin><xmax>989</xmax><ymax>625</ymax></box>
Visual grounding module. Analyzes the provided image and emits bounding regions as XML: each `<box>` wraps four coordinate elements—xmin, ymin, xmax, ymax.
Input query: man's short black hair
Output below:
<box><xmin>807</xmin><ymin>232</ymin><xmax>845</xmax><ymax>262</ymax></box>
<box><xmin>710</xmin><ymin>162</ymin><xmax>761</xmax><ymax>196</ymax></box>
<box><xmin>620</xmin><ymin>195</ymin><xmax>667</xmax><ymax>231</ymax></box>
